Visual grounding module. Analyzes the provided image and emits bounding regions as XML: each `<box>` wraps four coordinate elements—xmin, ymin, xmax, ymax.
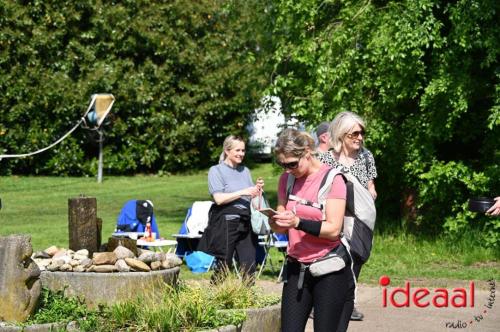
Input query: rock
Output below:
<box><xmin>151</xmin><ymin>261</ymin><xmax>162</xmax><ymax>270</ymax></box>
<box><xmin>34</xmin><ymin>258</ymin><xmax>52</xmax><ymax>268</ymax></box>
<box><xmin>93</xmin><ymin>265</ymin><xmax>117</xmax><ymax>273</ymax></box>
<box><xmin>73</xmin><ymin>265</ymin><xmax>86</xmax><ymax>272</ymax></box>
<box><xmin>125</xmin><ymin>258</ymin><xmax>151</xmax><ymax>272</ymax></box>
<box><xmin>92</xmin><ymin>252</ymin><xmax>117</xmax><ymax>265</ymax></box>
<box><xmin>161</xmin><ymin>259</ymin><xmax>174</xmax><ymax>269</ymax></box>
<box><xmin>74</xmin><ymin>253</ymin><xmax>88</xmax><ymax>261</ymax></box>
<box><xmin>32</xmin><ymin>251</ymin><xmax>51</xmax><ymax>259</ymax></box>
<box><xmin>153</xmin><ymin>252</ymin><xmax>166</xmax><ymax>262</ymax></box>
<box><xmin>138</xmin><ymin>248</ymin><xmax>154</xmax><ymax>256</ymax></box>
<box><xmin>70</xmin><ymin>259</ymin><xmax>80</xmax><ymax>267</ymax></box>
<box><xmin>47</xmin><ymin>260</ymin><xmax>64</xmax><ymax>271</ymax></box>
<box><xmin>53</xmin><ymin>250</ymin><xmax>68</xmax><ymax>259</ymax></box>
<box><xmin>0</xmin><ymin>235</ymin><xmax>41</xmax><ymax>322</ymax></box>
<box><xmin>138</xmin><ymin>252</ymin><xmax>155</xmax><ymax>264</ymax></box>
<box><xmin>75</xmin><ymin>249</ymin><xmax>89</xmax><ymax>257</ymax></box>
<box><xmin>166</xmin><ymin>253</ymin><xmax>183</xmax><ymax>266</ymax></box>
<box><xmin>115</xmin><ymin>259</ymin><xmax>131</xmax><ymax>272</ymax></box>
<box><xmin>45</xmin><ymin>245</ymin><xmax>59</xmax><ymax>256</ymax></box>
<box><xmin>114</xmin><ymin>245</ymin><xmax>135</xmax><ymax>260</ymax></box>
<box><xmin>54</xmin><ymin>255</ymin><xmax>72</xmax><ymax>265</ymax></box>
<box><xmin>45</xmin><ymin>262</ymin><xmax>63</xmax><ymax>272</ymax></box>
<box><xmin>60</xmin><ymin>264</ymin><xmax>73</xmax><ymax>272</ymax></box>
<box><xmin>80</xmin><ymin>258</ymin><xmax>93</xmax><ymax>268</ymax></box>
<box><xmin>107</xmin><ymin>237</ymin><xmax>138</xmax><ymax>257</ymax></box>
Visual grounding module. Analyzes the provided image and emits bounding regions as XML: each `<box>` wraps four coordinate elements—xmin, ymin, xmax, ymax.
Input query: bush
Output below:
<box><xmin>106</xmin><ymin>276</ymin><xmax>279</xmax><ymax>331</ymax></box>
<box><xmin>26</xmin><ymin>288</ymin><xmax>102</xmax><ymax>331</ymax></box>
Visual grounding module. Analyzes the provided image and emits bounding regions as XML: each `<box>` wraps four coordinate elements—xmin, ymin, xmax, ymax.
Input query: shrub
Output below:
<box><xmin>26</xmin><ymin>288</ymin><xmax>103</xmax><ymax>331</ymax></box>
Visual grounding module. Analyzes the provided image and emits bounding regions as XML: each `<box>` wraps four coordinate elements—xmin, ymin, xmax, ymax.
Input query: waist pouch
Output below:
<box><xmin>308</xmin><ymin>244</ymin><xmax>348</xmax><ymax>277</ymax></box>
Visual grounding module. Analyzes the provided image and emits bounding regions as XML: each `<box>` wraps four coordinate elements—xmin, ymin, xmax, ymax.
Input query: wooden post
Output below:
<box><xmin>68</xmin><ymin>196</ymin><xmax>100</xmax><ymax>256</ymax></box>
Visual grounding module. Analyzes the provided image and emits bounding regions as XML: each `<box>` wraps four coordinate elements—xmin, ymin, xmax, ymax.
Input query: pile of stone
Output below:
<box><xmin>32</xmin><ymin>245</ymin><xmax>182</xmax><ymax>273</ymax></box>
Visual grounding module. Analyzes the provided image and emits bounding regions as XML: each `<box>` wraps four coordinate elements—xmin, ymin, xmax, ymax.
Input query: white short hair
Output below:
<box><xmin>328</xmin><ymin>111</ymin><xmax>365</xmax><ymax>153</ymax></box>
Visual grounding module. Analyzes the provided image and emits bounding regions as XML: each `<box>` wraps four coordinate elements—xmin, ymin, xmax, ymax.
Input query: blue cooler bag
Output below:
<box><xmin>185</xmin><ymin>251</ymin><xmax>215</xmax><ymax>273</ymax></box>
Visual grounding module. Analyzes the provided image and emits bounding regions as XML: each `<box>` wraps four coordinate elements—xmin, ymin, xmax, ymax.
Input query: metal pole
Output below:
<box><xmin>97</xmin><ymin>130</ymin><xmax>103</xmax><ymax>183</ymax></box>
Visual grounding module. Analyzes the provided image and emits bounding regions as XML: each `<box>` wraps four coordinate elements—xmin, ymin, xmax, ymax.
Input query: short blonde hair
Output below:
<box><xmin>329</xmin><ymin>111</ymin><xmax>365</xmax><ymax>153</ymax></box>
<box><xmin>274</xmin><ymin>128</ymin><xmax>315</xmax><ymax>159</ymax></box>
<box><xmin>219</xmin><ymin>135</ymin><xmax>245</xmax><ymax>162</ymax></box>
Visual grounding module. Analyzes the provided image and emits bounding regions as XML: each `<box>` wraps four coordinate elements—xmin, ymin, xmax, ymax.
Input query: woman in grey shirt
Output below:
<box><xmin>201</xmin><ymin>135</ymin><xmax>264</xmax><ymax>282</ymax></box>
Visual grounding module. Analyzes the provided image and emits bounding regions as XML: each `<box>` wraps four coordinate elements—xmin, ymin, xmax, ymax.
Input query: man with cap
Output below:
<box><xmin>316</xmin><ymin>121</ymin><xmax>330</xmax><ymax>152</ymax></box>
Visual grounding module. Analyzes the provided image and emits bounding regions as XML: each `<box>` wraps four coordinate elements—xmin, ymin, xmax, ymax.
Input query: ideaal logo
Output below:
<box><xmin>379</xmin><ymin>276</ymin><xmax>496</xmax><ymax>329</ymax></box>
<box><xmin>379</xmin><ymin>276</ymin><xmax>475</xmax><ymax>308</ymax></box>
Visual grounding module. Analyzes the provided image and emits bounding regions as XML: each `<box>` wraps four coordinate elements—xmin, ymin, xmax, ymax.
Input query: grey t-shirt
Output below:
<box><xmin>208</xmin><ymin>163</ymin><xmax>254</xmax><ymax>219</ymax></box>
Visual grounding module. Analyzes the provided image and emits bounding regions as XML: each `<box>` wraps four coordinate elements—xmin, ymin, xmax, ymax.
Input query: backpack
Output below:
<box><xmin>285</xmin><ymin>168</ymin><xmax>376</xmax><ymax>263</ymax></box>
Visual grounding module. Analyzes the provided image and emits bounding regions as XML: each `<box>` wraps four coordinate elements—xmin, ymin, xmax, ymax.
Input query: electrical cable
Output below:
<box><xmin>0</xmin><ymin>95</ymin><xmax>99</xmax><ymax>161</ymax></box>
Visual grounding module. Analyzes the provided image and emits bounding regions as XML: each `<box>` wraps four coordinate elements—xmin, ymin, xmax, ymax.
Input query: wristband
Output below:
<box><xmin>295</xmin><ymin>218</ymin><xmax>322</xmax><ymax>237</ymax></box>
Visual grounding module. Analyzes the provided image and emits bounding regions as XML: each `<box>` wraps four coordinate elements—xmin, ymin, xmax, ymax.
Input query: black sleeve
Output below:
<box><xmin>295</xmin><ymin>219</ymin><xmax>322</xmax><ymax>236</ymax></box>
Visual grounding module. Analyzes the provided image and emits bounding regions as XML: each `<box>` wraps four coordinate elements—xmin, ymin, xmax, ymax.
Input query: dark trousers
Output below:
<box><xmin>212</xmin><ymin>216</ymin><xmax>257</xmax><ymax>282</ymax></box>
<box><xmin>281</xmin><ymin>260</ymin><xmax>355</xmax><ymax>332</ymax></box>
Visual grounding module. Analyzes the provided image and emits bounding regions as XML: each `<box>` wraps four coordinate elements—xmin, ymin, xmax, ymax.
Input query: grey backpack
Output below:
<box><xmin>286</xmin><ymin>168</ymin><xmax>376</xmax><ymax>263</ymax></box>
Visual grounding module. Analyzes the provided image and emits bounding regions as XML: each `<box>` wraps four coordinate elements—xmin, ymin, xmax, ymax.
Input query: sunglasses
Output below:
<box><xmin>277</xmin><ymin>156</ymin><xmax>302</xmax><ymax>170</ymax></box>
<box><xmin>346</xmin><ymin>130</ymin><xmax>366</xmax><ymax>139</ymax></box>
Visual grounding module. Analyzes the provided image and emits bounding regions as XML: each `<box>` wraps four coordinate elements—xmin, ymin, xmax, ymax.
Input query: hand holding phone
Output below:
<box><xmin>258</xmin><ymin>208</ymin><xmax>278</xmax><ymax>218</ymax></box>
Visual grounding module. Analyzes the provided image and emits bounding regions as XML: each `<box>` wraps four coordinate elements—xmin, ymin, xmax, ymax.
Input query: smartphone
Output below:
<box><xmin>258</xmin><ymin>208</ymin><xmax>278</xmax><ymax>218</ymax></box>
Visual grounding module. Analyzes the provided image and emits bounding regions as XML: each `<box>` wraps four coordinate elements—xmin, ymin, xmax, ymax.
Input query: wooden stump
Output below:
<box><xmin>107</xmin><ymin>237</ymin><xmax>138</xmax><ymax>257</ymax></box>
<box><xmin>68</xmin><ymin>197</ymin><xmax>100</xmax><ymax>256</ymax></box>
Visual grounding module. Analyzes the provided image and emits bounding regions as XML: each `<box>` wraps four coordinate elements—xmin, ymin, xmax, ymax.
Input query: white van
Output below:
<box><xmin>247</xmin><ymin>97</ymin><xmax>302</xmax><ymax>160</ymax></box>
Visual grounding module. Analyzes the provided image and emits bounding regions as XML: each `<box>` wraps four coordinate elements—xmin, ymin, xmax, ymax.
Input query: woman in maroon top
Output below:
<box><xmin>270</xmin><ymin>129</ymin><xmax>354</xmax><ymax>332</ymax></box>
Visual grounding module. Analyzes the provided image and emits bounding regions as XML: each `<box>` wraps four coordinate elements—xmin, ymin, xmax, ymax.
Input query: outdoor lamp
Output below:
<box><xmin>0</xmin><ymin>94</ymin><xmax>115</xmax><ymax>183</ymax></box>
<box><xmin>83</xmin><ymin>94</ymin><xmax>115</xmax><ymax>129</ymax></box>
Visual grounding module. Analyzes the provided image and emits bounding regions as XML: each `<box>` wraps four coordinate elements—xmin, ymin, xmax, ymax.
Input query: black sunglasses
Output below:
<box><xmin>277</xmin><ymin>156</ymin><xmax>302</xmax><ymax>170</ymax></box>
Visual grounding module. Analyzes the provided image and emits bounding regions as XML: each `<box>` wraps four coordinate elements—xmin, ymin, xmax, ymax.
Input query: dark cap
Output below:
<box><xmin>316</xmin><ymin>122</ymin><xmax>330</xmax><ymax>137</ymax></box>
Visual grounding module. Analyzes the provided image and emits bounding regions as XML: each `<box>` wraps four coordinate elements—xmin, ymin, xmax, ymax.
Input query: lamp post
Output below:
<box><xmin>83</xmin><ymin>94</ymin><xmax>115</xmax><ymax>183</ymax></box>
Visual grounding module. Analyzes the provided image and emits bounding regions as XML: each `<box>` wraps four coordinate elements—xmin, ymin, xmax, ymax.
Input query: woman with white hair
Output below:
<box><xmin>317</xmin><ymin>111</ymin><xmax>377</xmax><ymax>321</ymax></box>
<box><xmin>318</xmin><ymin>111</ymin><xmax>377</xmax><ymax>199</ymax></box>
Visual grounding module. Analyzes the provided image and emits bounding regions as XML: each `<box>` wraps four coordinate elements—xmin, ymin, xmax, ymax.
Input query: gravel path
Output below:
<box><xmin>255</xmin><ymin>279</ymin><xmax>499</xmax><ymax>332</ymax></box>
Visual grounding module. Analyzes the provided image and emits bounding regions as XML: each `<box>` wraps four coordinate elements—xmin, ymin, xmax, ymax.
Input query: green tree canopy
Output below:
<box><xmin>269</xmin><ymin>0</ymin><xmax>499</xmax><ymax>245</ymax></box>
<box><xmin>0</xmin><ymin>0</ymin><xmax>271</xmax><ymax>175</ymax></box>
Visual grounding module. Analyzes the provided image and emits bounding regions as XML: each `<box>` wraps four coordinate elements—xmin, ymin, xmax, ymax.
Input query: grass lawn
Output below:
<box><xmin>1</xmin><ymin>163</ymin><xmax>498</xmax><ymax>285</ymax></box>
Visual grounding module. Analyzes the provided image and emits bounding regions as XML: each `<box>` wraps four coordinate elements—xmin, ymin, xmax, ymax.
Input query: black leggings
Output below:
<box><xmin>281</xmin><ymin>260</ymin><xmax>355</xmax><ymax>332</ymax></box>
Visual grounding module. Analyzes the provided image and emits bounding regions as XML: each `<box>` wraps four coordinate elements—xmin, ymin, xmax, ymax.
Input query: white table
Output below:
<box><xmin>136</xmin><ymin>239</ymin><xmax>178</xmax><ymax>253</ymax></box>
<box><xmin>112</xmin><ymin>231</ymin><xmax>145</xmax><ymax>240</ymax></box>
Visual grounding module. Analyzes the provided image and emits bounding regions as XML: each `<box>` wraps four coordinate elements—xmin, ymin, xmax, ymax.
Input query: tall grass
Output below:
<box><xmin>105</xmin><ymin>273</ymin><xmax>279</xmax><ymax>331</ymax></box>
